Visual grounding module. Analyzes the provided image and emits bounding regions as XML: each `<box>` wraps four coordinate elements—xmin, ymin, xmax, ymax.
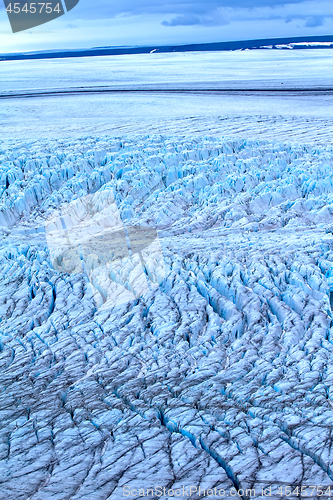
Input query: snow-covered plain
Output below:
<box><xmin>2</xmin><ymin>50</ymin><xmax>333</xmax><ymax>93</ymax></box>
<box><xmin>1</xmin><ymin>51</ymin><xmax>333</xmax><ymax>499</ymax></box>
<box><xmin>1</xmin><ymin>50</ymin><xmax>333</xmax><ymax>143</ymax></box>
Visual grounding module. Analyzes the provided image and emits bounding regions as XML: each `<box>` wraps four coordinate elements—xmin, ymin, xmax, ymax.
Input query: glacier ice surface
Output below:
<box><xmin>1</xmin><ymin>134</ymin><xmax>333</xmax><ymax>498</ymax></box>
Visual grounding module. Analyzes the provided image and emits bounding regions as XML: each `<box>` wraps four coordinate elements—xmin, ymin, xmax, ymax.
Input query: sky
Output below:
<box><xmin>0</xmin><ymin>0</ymin><xmax>332</xmax><ymax>53</ymax></box>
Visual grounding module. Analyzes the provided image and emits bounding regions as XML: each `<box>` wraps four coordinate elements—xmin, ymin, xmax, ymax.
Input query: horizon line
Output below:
<box><xmin>1</xmin><ymin>34</ymin><xmax>333</xmax><ymax>61</ymax></box>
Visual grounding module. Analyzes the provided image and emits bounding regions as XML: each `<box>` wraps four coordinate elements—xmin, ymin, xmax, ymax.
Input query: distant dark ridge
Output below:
<box><xmin>1</xmin><ymin>35</ymin><xmax>333</xmax><ymax>61</ymax></box>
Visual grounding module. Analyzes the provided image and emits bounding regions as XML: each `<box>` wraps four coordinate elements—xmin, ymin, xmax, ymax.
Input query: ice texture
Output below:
<box><xmin>1</xmin><ymin>135</ymin><xmax>333</xmax><ymax>498</ymax></box>
<box><xmin>44</xmin><ymin>192</ymin><xmax>164</xmax><ymax>310</ymax></box>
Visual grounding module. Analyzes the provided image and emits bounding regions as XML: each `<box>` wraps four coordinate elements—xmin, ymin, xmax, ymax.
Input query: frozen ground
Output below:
<box><xmin>2</xmin><ymin>50</ymin><xmax>333</xmax><ymax>92</ymax></box>
<box><xmin>1</xmin><ymin>50</ymin><xmax>333</xmax><ymax>143</ymax></box>
<box><xmin>1</xmin><ymin>51</ymin><xmax>333</xmax><ymax>499</ymax></box>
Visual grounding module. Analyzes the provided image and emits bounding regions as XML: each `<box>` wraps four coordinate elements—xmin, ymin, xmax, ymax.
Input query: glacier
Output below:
<box><xmin>2</xmin><ymin>50</ymin><xmax>333</xmax><ymax>145</ymax></box>
<box><xmin>1</xmin><ymin>133</ymin><xmax>333</xmax><ymax>498</ymax></box>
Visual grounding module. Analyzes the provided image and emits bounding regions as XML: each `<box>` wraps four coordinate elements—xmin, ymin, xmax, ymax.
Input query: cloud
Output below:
<box><xmin>162</xmin><ymin>15</ymin><xmax>201</xmax><ymax>26</ymax></box>
<box><xmin>162</xmin><ymin>9</ymin><xmax>230</xmax><ymax>27</ymax></box>
<box><xmin>0</xmin><ymin>0</ymin><xmax>321</xmax><ymax>29</ymax></box>
<box><xmin>283</xmin><ymin>12</ymin><xmax>329</xmax><ymax>27</ymax></box>
<box><xmin>2</xmin><ymin>0</ymin><xmax>333</xmax><ymax>53</ymax></box>
<box><xmin>305</xmin><ymin>15</ymin><xmax>325</xmax><ymax>27</ymax></box>
<box><xmin>55</xmin><ymin>0</ymin><xmax>306</xmax><ymax>22</ymax></box>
